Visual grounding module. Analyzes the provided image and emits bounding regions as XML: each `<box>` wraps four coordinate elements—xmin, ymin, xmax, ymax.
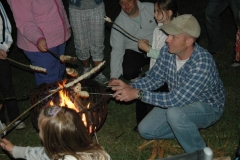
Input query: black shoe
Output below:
<box><xmin>133</xmin><ymin>126</ymin><xmax>138</xmax><ymax>132</ymax></box>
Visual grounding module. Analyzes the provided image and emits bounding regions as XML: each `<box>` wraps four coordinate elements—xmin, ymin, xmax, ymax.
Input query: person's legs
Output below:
<box><xmin>205</xmin><ymin>0</ymin><xmax>228</xmax><ymax>53</ymax></box>
<box><xmin>69</xmin><ymin>7</ymin><xmax>91</xmax><ymax>68</ymax></box>
<box><xmin>89</xmin><ymin>3</ymin><xmax>108</xmax><ymax>84</ymax></box>
<box><xmin>122</xmin><ymin>49</ymin><xmax>148</xmax><ymax>80</ymax></box>
<box><xmin>226</xmin><ymin>0</ymin><xmax>240</xmax><ymax>23</ymax></box>
<box><xmin>0</xmin><ymin>60</ymin><xmax>19</xmax><ymax>123</ymax></box>
<box><xmin>90</xmin><ymin>3</ymin><xmax>105</xmax><ymax>64</ymax></box>
<box><xmin>166</xmin><ymin>102</ymin><xmax>223</xmax><ymax>153</ymax></box>
<box><xmin>138</xmin><ymin>107</ymin><xmax>175</xmax><ymax>139</ymax></box>
<box><xmin>24</xmin><ymin>43</ymin><xmax>66</xmax><ymax>86</ymax></box>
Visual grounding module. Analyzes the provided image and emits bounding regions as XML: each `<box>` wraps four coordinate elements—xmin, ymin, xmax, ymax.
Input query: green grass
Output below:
<box><xmin>1</xmin><ymin>1</ymin><xmax>240</xmax><ymax>159</ymax></box>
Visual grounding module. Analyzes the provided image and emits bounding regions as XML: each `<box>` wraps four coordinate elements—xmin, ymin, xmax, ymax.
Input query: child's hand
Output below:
<box><xmin>0</xmin><ymin>138</ymin><xmax>14</xmax><ymax>156</ymax></box>
<box><xmin>37</xmin><ymin>38</ymin><xmax>48</xmax><ymax>52</ymax></box>
<box><xmin>138</xmin><ymin>39</ymin><xmax>150</xmax><ymax>53</ymax></box>
<box><xmin>0</xmin><ymin>49</ymin><xmax>7</xmax><ymax>60</ymax></box>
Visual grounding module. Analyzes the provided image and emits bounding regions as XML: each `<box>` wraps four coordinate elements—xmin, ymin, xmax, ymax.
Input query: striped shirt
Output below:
<box><xmin>131</xmin><ymin>43</ymin><xmax>225</xmax><ymax>109</ymax></box>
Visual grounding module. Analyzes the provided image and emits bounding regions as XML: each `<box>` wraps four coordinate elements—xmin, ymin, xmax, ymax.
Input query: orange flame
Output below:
<box><xmin>50</xmin><ymin>81</ymin><xmax>79</xmax><ymax>112</ymax></box>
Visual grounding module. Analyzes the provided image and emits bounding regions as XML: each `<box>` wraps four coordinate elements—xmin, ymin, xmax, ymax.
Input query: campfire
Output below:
<box><xmin>30</xmin><ymin>79</ymin><xmax>110</xmax><ymax>136</ymax></box>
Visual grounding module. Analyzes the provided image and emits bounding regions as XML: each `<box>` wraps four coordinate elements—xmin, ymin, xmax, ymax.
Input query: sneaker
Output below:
<box><xmin>82</xmin><ymin>66</ymin><xmax>93</xmax><ymax>77</ymax></box>
<box><xmin>0</xmin><ymin>121</ymin><xmax>6</xmax><ymax>136</ymax></box>
<box><xmin>14</xmin><ymin>120</ymin><xmax>26</xmax><ymax>130</ymax></box>
<box><xmin>94</xmin><ymin>73</ymin><xmax>109</xmax><ymax>85</ymax></box>
<box><xmin>231</xmin><ymin>59</ymin><xmax>240</xmax><ymax>67</ymax></box>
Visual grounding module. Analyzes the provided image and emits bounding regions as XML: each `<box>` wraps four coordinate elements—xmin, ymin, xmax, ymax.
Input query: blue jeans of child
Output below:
<box><xmin>138</xmin><ymin>101</ymin><xmax>223</xmax><ymax>153</ymax></box>
<box><xmin>24</xmin><ymin>43</ymin><xmax>66</xmax><ymax>86</ymax></box>
<box><xmin>205</xmin><ymin>0</ymin><xmax>240</xmax><ymax>53</ymax></box>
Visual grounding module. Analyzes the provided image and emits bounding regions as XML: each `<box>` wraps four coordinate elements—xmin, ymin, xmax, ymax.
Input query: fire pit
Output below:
<box><xmin>29</xmin><ymin>79</ymin><xmax>110</xmax><ymax>136</ymax></box>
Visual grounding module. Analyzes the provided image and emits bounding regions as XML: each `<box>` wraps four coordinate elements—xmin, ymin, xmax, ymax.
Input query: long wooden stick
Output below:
<box><xmin>0</xmin><ymin>61</ymin><xmax>105</xmax><ymax>136</ymax></box>
<box><xmin>0</xmin><ymin>89</ymin><xmax>59</xmax><ymax>136</ymax></box>
<box><xmin>6</xmin><ymin>57</ymin><xmax>46</xmax><ymax>73</ymax></box>
<box><xmin>104</xmin><ymin>16</ymin><xmax>152</xmax><ymax>47</ymax></box>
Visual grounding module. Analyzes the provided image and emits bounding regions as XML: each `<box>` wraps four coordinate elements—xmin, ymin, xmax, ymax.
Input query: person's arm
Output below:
<box><xmin>110</xmin><ymin>22</ymin><xmax>126</xmax><ymax>79</ymax></box>
<box><xmin>0</xmin><ymin>138</ymin><xmax>50</xmax><ymax>160</ymax></box>
<box><xmin>0</xmin><ymin>49</ymin><xmax>7</xmax><ymax>60</ymax></box>
<box><xmin>7</xmin><ymin>0</ymin><xmax>45</xmax><ymax>46</ymax></box>
<box><xmin>0</xmin><ymin>2</ymin><xmax>13</xmax><ymax>52</ymax></box>
<box><xmin>147</xmin><ymin>48</ymin><xmax>160</xmax><ymax>59</ymax></box>
<box><xmin>14</xmin><ymin>146</ymin><xmax>50</xmax><ymax>160</ymax></box>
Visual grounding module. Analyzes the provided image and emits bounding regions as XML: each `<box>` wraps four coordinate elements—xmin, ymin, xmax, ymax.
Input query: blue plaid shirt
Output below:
<box><xmin>131</xmin><ymin>43</ymin><xmax>225</xmax><ymax>109</ymax></box>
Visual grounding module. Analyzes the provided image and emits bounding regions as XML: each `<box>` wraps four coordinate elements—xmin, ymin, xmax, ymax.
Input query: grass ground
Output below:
<box><xmin>1</xmin><ymin>0</ymin><xmax>240</xmax><ymax>160</ymax></box>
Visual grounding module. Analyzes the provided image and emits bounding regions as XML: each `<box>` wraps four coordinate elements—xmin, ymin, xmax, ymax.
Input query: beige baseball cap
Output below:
<box><xmin>161</xmin><ymin>14</ymin><xmax>201</xmax><ymax>38</ymax></box>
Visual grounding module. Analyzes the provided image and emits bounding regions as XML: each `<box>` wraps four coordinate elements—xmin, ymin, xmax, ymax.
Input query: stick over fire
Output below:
<box><xmin>104</xmin><ymin>16</ymin><xmax>151</xmax><ymax>47</ymax></box>
<box><xmin>0</xmin><ymin>61</ymin><xmax>105</xmax><ymax>137</ymax></box>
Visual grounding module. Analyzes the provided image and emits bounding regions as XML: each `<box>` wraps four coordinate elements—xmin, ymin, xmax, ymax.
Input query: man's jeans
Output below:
<box><xmin>138</xmin><ymin>102</ymin><xmax>223</xmax><ymax>153</ymax></box>
<box><xmin>205</xmin><ymin>0</ymin><xmax>240</xmax><ymax>52</ymax></box>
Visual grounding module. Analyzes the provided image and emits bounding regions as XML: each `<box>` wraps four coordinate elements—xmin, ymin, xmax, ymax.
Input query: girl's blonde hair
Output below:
<box><xmin>38</xmin><ymin>106</ymin><xmax>110</xmax><ymax>160</ymax></box>
<box><xmin>156</xmin><ymin>0</ymin><xmax>178</xmax><ymax>20</ymax></box>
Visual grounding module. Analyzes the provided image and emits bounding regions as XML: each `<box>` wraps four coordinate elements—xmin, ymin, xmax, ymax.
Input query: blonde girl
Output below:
<box><xmin>0</xmin><ymin>106</ymin><xmax>110</xmax><ymax>160</ymax></box>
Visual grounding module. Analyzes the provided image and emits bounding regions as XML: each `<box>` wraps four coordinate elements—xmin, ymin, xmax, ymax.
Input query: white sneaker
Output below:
<box><xmin>231</xmin><ymin>59</ymin><xmax>240</xmax><ymax>67</ymax></box>
<box><xmin>14</xmin><ymin>120</ymin><xmax>26</xmax><ymax>130</ymax></box>
<box><xmin>0</xmin><ymin>121</ymin><xmax>6</xmax><ymax>136</ymax></box>
<box><xmin>83</xmin><ymin>66</ymin><xmax>92</xmax><ymax>74</ymax></box>
<box><xmin>94</xmin><ymin>73</ymin><xmax>109</xmax><ymax>85</ymax></box>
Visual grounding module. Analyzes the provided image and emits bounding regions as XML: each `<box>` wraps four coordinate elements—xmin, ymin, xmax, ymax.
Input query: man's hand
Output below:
<box><xmin>109</xmin><ymin>79</ymin><xmax>138</xmax><ymax>102</ymax></box>
<box><xmin>108</xmin><ymin>78</ymin><xmax>118</xmax><ymax>86</ymax></box>
<box><xmin>0</xmin><ymin>49</ymin><xmax>7</xmax><ymax>60</ymax></box>
<box><xmin>0</xmin><ymin>138</ymin><xmax>14</xmax><ymax>156</ymax></box>
<box><xmin>113</xmin><ymin>87</ymin><xmax>139</xmax><ymax>102</ymax></box>
<box><xmin>37</xmin><ymin>38</ymin><xmax>47</xmax><ymax>52</ymax></box>
<box><xmin>109</xmin><ymin>79</ymin><xmax>131</xmax><ymax>90</ymax></box>
<box><xmin>138</xmin><ymin>39</ymin><xmax>150</xmax><ymax>53</ymax></box>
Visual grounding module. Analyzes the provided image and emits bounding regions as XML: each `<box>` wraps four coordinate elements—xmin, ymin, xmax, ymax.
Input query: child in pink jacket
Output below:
<box><xmin>7</xmin><ymin>0</ymin><xmax>71</xmax><ymax>86</ymax></box>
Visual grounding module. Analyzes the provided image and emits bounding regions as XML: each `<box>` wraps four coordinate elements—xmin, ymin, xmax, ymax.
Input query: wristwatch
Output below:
<box><xmin>137</xmin><ymin>90</ymin><xmax>144</xmax><ymax>100</ymax></box>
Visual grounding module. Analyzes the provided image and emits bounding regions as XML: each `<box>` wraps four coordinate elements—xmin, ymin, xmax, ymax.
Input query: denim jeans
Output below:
<box><xmin>205</xmin><ymin>0</ymin><xmax>240</xmax><ymax>52</ymax></box>
<box><xmin>138</xmin><ymin>102</ymin><xmax>223</xmax><ymax>153</ymax></box>
<box><xmin>24</xmin><ymin>43</ymin><xmax>66</xmax><ymax>86</ymax></box>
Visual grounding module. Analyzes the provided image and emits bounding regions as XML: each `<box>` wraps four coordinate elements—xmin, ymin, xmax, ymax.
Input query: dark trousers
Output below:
<box><xmin>122</xmin><ymin>49</ymin><xmax>149</xmax><ymax>80</ymax></box>
<box><xmin>0</xmin><ymin>60</ymin><xmax>20</xmax><ymax>123</ymax></box>
<box><xmin>136</xmin><ymin>83</ymin><xmax>169</xmax><ymax>125</ymax></box>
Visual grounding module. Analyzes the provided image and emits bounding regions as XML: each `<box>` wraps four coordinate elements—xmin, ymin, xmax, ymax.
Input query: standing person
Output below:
<box><xmin>0</xmin><ymin>2</ymin><xmax>25</xmax><ymax>130</ymax></box>
<box><xmin>138</xmin><ymin>0</ymin><xmax>178</xmax><ymax>69</ymax></box>
<box><xmin>205</xmin><ymin>0</ymin><xmax>240</xmax><ymax>57</ymax></box>
<box><xmin>68</xmin><ymin>0</ymin><xmax>109</xmax><ymax>85</ymax></box>
<box><xmin>0</xmin><ymin>105</ymin><xmax>111</xmax><ymax>160</ymax></box>
<box><xmin>109</xmin><ymin>0</ymin><xmax>157</xmax><ymax>83</ymax></box>
<box><xmin>232</xmin><ymin>10</ymin><xmax>240</xmax><ymax>67</ymax></box>
<box><xmin>7</xmin><ymin>0</ymin><xmax>71</xmax><ymax>86</ymax></box>
<box><xmin>109</xmin><ymin>14</ymin><xmax>225</xmax><ymax>153</ymax></box>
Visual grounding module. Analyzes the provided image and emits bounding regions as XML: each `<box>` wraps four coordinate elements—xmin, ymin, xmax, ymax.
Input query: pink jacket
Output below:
<box><xmin>7</xmin><ymin>0</ymin><xmax>71</xmax><ymax>52</ymax></box>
